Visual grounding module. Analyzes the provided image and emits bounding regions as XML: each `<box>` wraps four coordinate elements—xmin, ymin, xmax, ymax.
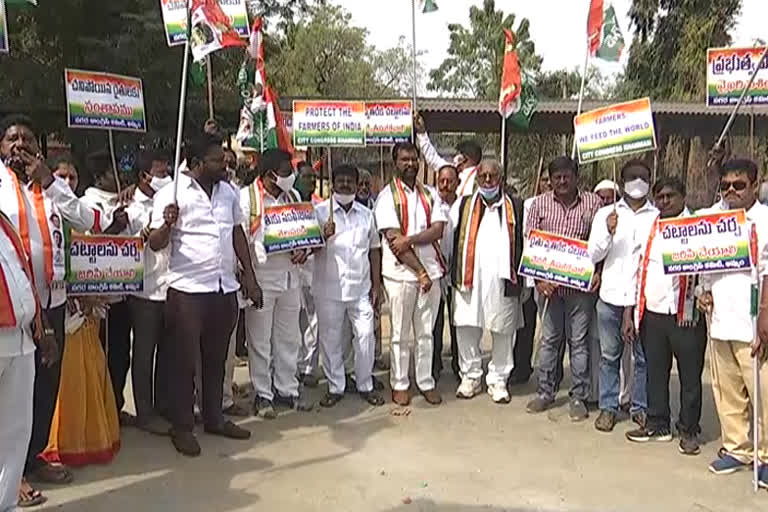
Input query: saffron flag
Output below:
<box><xmin>420</xmin><ymin>0</ymin><xmax>438</xmax><ymax>13</ymax></box>
<box><xmin>498</xmin><ymin>29</ymin><xmax>522</xmax><ymax>119</ymax></box>
<box><xmin>189</xmin><ymin>0</ymin><xmax>245</xmax><ymax>62</ymax></box>
<box><xmin>236</xmin><ymin>18</ymin><xmax>293</xmax><ymax>154</ymax></box>
<box><xmin>587</xmin><ymin>0</ymin><xmax>625</xmax><ymax>62</ymax></box>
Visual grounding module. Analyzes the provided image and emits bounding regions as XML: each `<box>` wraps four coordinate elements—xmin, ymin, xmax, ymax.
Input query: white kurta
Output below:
<box><xmin>450</xmin><ymin>198</ymin><xmax>522</xmax><ymax>335</ymax></box>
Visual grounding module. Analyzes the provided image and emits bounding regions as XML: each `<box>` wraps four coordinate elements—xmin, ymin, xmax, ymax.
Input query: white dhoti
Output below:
<box><xmin>297</xmin><ymin>285</ymin><xmax>319</xmax><ymax>376</ymax></box>
<box><xmin>316</xmin><ymin>296</ymin><xmax>375</xmax><ymax>394</ymax></box>
<box><xmin>246</xmin><ymin>287</ymin><xmax>301</xmax><ymax>400</ymax></box>
<box><xmin>384</xmin><ymin>277</ymin><xmax>441</xmax><ymax>392</ymax></box>
<box><xmin>0</xmin><ymin>353</ymin><xmax>34</xmax><ymax>512</ymax></box>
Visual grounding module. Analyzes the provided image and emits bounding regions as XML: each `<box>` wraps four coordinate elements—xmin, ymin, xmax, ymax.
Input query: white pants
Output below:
<box><xmin>222</xmin><ymin>324</ymin><xmax>238</xmax><ymax>409</ymax></box>
<box><xmin>246</xmin><ymin>288</ymin><xmax>301</xmax><ymax>401</ymax></box>
<box><xmin>456</xmin><ymin>327</ymin><xmax>516</xmax><ymax>387</ymax></box>
<box><xmin>316</xmin><ymin>296</ymin><xmax>375</xmax><ymax>394</ymax></box>
<box><xmin>0</xmin><ymin>353</ymin><xmax>34</xmax><ymax>512</ymax></box>
<box><xmin>384</xmin><ymin>278</ymin><xmax>441</xmax><ymax>391</ymax></box>
<box><xmin>297</xmin><ymin>286</ymin><xmax>319</xmax><ymax>376</ymax></box>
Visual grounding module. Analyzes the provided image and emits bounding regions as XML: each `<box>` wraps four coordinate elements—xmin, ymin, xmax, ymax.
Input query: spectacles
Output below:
<box><xmin>719</xmin><ymin>181</ymin><xmax>748</xmax><ymax>192</ymax></box>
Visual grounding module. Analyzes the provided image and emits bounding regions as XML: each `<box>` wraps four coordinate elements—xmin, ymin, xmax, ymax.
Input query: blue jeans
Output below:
<box><xmin>597</xmin><ymin>299</ymin><xmax>647</xmax><ymax>414</ymax></box>
<box><xmin>536</xmin><ymin>292</ymin><xmax>593</xmax><ymax>401</ymax></box>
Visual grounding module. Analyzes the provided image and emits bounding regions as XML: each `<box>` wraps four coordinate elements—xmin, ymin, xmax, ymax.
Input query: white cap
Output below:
<box><xmin>594</xmin><ymin>180</ymin><xmax>620</xmax><ymax>193</ymax></box>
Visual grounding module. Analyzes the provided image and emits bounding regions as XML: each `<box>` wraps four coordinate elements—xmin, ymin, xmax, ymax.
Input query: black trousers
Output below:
<box><xmin>640</xmin><ymin>311</ymin><xmax>707</xmax><ymax>434</ymax></box>
<box><xmin>166</xmin><ymin>288</ymin><xmax>237</xmax><ymax>432</ymax></box>
<box><xmin>100</xmin><ymin>299</ymin><xmax>133</xmax><ymax>413</ymax></box>
<box><xmin>511</xmin><ymin>293</ymin><xmax>537</xmax><ymax>381</ymax></box>
<box><xmin>432</xmin><ymin>291</ymin><xmax>459</xmax><ymax>379</ymax></box>
<box><xmin>128</xmin><ymin>297</ymin><xmax>170</xmax><ymax>421</ymax></box>
<box><xmin>26</xmin><ymin>304</ymin><xmax>65</xmax><ymax>472</ymax></box>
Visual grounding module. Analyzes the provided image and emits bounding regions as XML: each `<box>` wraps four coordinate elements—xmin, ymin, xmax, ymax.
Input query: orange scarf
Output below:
<box><xmin>8</xmin><ymin>172</ymin><xmax>54</xmax><ymax>283</ymax></box>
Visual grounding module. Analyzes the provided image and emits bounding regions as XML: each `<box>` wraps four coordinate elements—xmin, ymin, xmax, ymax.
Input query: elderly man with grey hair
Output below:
<box><xmin>449</xmin><ymin>159</ymin><xmax>525</xmax><ymax>403</ymax></box>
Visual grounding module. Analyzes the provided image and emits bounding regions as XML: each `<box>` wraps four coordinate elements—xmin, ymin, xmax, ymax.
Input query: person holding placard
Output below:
<box><xmin>623</xmin><ymin>176</ymin><xmax>707</xmax><ymax>456</ymax></box>
<box><xmin>588</xmin><ymin>159</ymin><xmax>658</xmax><ymax>433</ymax></box>
<box><xmin>149</xmin><ymin>133</ymin><xmax>259</xmax><ymax>457</ymax></box>
<box><xmin>524</xmin><ymin>157</ymin><xmax>602</xmax><ymax>420</ymax></box>
<box><xmin>697</xmin><ymin>159</ymin><xmax>768</xmax><ymax>485</ymax></box>
<box><xmin>374</xmin><ymin>142</ymin><xmax>447</xmax><ymax>406</ymax></box>
<box><xmin>450</xmin><ymin>159</ymin><xmax>524</xmax><ymax>404</ymax></box>
<box><xmin>313</xmin><ymin>164</ymin><xmax>384</xmax><ymax>407</ymax></box>
<box><xmin>241</xmin><ymin>149</ymin><xmax>314</xmax><ymax>418</ymax></box>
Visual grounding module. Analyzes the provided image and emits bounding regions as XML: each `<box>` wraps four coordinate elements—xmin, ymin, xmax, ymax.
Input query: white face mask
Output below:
<box><xmin>150</xmin><ymin>176</ymin><xmax>172</xmax><ymax>192</ymax></box>
<box><xmin>274</xmin><ymin>172</ymin><xmax>296</xmax><ymax>193</ymax></box>
<box><xmin>624</xmin><ymin>178</ymin><xmax>649</xmax><ymax>199</ymax></box>
<box><xmin>334</xmin><ymin>192</ymin><xmax>356</xmax><ymax>205</ymax></box>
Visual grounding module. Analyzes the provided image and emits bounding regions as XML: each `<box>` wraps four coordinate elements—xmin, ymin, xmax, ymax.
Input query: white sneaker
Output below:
<box><xmin>456</xmin><ymin>377</ymin><xmax>481</xmax><ymax>399</ymax></box>
<box><xmin>487</xmin><ymin>382</ymin><xmax>510</xmax><ymax>404</ymax></box>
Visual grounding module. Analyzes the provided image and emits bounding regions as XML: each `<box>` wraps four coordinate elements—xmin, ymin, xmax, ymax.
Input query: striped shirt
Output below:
<box><xmin>525</xmin><ymin>190</ymin><xmax>602</xmax><ymax>295</ymax></box>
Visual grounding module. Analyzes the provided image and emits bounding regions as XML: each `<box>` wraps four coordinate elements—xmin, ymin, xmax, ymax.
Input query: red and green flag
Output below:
<box><xmin>587</xmin><ymin>0</ymin><xmax>625</xmax><ymax>62</ymax></box>
<box><xmin>499</xmin><ymin>29</ymin><xmax>522</xmax><ymax>119</ymax></box>
<box><xmin>188</xmin><ymin>0</ymin><xmax>245</xmax><ymax>62</ymax></box>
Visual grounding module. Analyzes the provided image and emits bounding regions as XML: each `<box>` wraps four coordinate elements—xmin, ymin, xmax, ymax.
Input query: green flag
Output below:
<box><xmin>596</xmin><ymin>4</ymin><xmax>624</xmax><ymax>62</ymax></box>
<box><xmin>5</xmin><ymin>0</ymin><xmax>37</xmax><ymax>6</ymax></box>
<box><xmin>421</xmin><ymin>0</ymin><xmax>438</xmax><ymax>14</ymax></box>
<box><xmin>509</xmin><ymin>74</ymin><xmax>538</xmax><ymax>130</ymax></box>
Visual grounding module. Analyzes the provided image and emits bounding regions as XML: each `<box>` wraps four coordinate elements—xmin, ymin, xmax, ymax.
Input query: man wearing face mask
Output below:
<box><xmin>125</xmin><ymin>150</ymin><xmax>173</xmax><ymax>435</ymax></box>
<box><xmin>413</xmin><ymin>113</ymin><xmax>483</xmax><ymax>197</ymax></box>
<box><xmin>241</xmin><ymin>149</ymin><xmax>313</xmax><ymax>418</ymax></box>
<box><xmin>375</xmin><ymin>142</ymin><xmax>446</xmax><ymax>406</ymax></box>
<box><xmin>588</xmin><ymin>159</ymin><xmax>658</xmax><ymax>433</ymax></box>
<box><xmin>313</xmin><ymin>164</ymin><xmax>384</xmax><ymax>407</ymax></box>
<box><xmin>450</xmin><ymin>159</ymin><xmax>524</xmax><ymax>403</ymax></box>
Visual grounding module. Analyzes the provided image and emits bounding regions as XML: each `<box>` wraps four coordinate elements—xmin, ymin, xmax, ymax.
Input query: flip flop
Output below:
<box><xmin>19</xmin><ymin>481</ymin><xmax>47</xmax><ymax>508</ymax></box>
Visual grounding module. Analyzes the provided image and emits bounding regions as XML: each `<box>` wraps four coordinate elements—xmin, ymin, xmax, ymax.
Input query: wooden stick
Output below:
<box><xmin>107</xmin><ymin>130</ymin><xmax>121</xmax><ymax>195</ymax></box>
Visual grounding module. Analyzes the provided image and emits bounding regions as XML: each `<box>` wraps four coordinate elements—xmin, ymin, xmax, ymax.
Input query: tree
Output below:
<box><xmin>535</xmin><ymin>66</ymin><xmax>616</xmax><ymax>100</ymax></box>
<box><xmin>426</xmin><ymin>0</ymin><xmax>542</xmax><ymax>99</ymax></box>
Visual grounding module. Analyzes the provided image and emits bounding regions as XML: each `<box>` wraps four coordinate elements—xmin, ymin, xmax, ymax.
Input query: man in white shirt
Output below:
<box><xmin>699</xmin><ymin>159</ymin><xmax>768</xmax><ymax>485</ymax></box>
<box><xmin>126</xmin><ymin>150</ymin><xmax>173</xmax><ymax>435</ymax></box>
<box><xmin>374</xmin><ymin>142</ymin><xmax>446</xmax><ymax>406</ymax></box>
<box><xmin>623</xmin><ymin>176</ymin><xmax>707</xmax><ymax>456</ymax></box>
<box><xmin>240</xmin><ymin>149</ymin><xmax>313</xmax><ymax>418</ymax></box>
<box><xmin>313</xmin><ymin>164</ymin><xmax>385</xmax><ymax>407</ymax></box>
<box><xmin>450</xmin><ymin>159</ymin><xmax>524</xmax><ymax>403</ymax></box>
<box><xmin>150</xmin><ymin>133</ymin><xmax>261</xmax><ymax>457</ymax></box>
<box><xmin>0</xmin><ymin>115</ymin><xmax>103</xmax><ymax>487</ymax></box>
<box><xmin>588</xmin><ymin>159</ymin><xmax>658</xmax><ymax>433</ymax></box>
<box><xmin>413</xmin><ymin>114</ymin><xmax>482</xmax><ymax>197</ymax></box>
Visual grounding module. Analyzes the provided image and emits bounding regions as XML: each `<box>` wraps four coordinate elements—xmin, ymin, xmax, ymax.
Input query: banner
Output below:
<box><xmin>262</xmin><ymin>203</ymin><xmax>324</xmax><ymax>254</ymax></box>
<box><xmin>160</xmin><ymin>0</ymin><xmax>249</xmax><ymax>47</ymax></box>
<box><xmin>657</xmin><ymin>210</ymin><xmax>753</xmax><ymax>275</ymax></box>
<box><xmin>65</xmin><ymin>69</ymin><xmax>147</xmax><ymax>132</ymax></box>
<box><xmin>293</xmin><ymin>100</ymin><xmax>366</xmax><ymax>147</ymax></box>
<box><xmin>707</xmin><ymin>46</ymin><xmax>768</xmax><ymax>107</ymax></box>
<box><xmin>573</xmin><ymin>97</ymin><xmax>656</xmax><ymax>164</ymax></box>
<box><xmin>0</xmin><ymin>0</ymin><xmax>8</xmax><ymax>54</ymax></box>
<box><xmin>518</xmin><ymin>230</ymin><xmax>595</xmax><ymax>291</ymax></box>
<box><xmin>66</xmin><ymin>234</ymin><xmax>144</xmax><ymax>295</ymax></box>
<box><xmin>365</xmin><ymin>100</ymin><xmax>412</xmax><ymax>145</ymax></box>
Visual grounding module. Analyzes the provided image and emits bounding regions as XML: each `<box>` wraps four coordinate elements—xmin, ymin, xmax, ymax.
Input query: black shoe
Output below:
<box><xmin>679</xmin><ymin>433</ymin><xmax>701</xmax><ymax>455</ymax></box>
<box><xmin>631</xmin><ymin>411</ymin><xmax>648</xmax><ymax>429</ymax></box>
<box><xmin>253</xmin><ymin>396</ymin><xmax>277</xmax><ymax>419</ymax></box>
<box><xmin>205</xmin><ymin>420</ymin><xmax>251</xmax><ymax>440</ymax></box>
<box><xmin>360</xmin><ymin>390</ymin><xmax>385</xmax><ymax>406</ymax></box>
<box><xmin>320</xmin><ymin>392</ymin><xmax>344</xmax><ymax>408</ymax></box>
<box><xmin>171</xmin><ymin>430</ymin><xmax>201</xmax><ymax>457</ymax></box>
<box><xmin>625</xmin><ymin>427</ymin><xmax>672</xmax><ymax>443</ymax></box>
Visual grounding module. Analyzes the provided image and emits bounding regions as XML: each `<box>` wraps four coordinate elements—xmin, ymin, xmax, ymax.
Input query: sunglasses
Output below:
<box><xmin>719</xmin><ymin>181</ymin><xmax>749</xmax><ymax>192</ymax></box>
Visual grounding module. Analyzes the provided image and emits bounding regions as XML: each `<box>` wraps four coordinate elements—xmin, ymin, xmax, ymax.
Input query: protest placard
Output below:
<box><xmin>262</xmin><ymin>203</ymin><xmax>325</xmax><ymax>255</ymax></box>
<box><xmin>160</xmin><ymin>0</ymin><xmax>249</xmax><ymax>46</ymax></box>
<box><xmin>293</xmin><ymin>100</ymin><xmax>366</xmax><ymax>147</ymax></box>
<box><xmin>657</xmin><ymin>209</ymin><xmax>753</xmax><ymax>276</ymax></box>
<box><xmin>573</xmin><ymin>98</ymin><xmax>656</xmax><ymax>164</ymax></box>
<box><xmin>365</xmin><ymin>100</ymin><xmax>412</xmax><ymax>145</ymax></box>
<box><xmin>518</xmin><ymin>230</ymin><xmax>595</xmax><ymax>291</ymax></box>
<box><xmin>0</xmin><ymin>0</ymin><xmax>8</xmax><ymax>54</ymax></box>
<box><xmin>707</xmin><ymin>46</ymin><xmax>768</xmax><ymax>107</ymax></box>
<box><xmin>66</xmin><ymin>234</ymin><xmax>144</xmax><ymax>295</ymax></box>
<box><xmin>65</xmin><ymin>69</ymin><xmax>147</xmax><ymax>132</ymax></box>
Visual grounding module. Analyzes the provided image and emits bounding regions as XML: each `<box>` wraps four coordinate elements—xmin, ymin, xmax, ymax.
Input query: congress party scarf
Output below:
<box><xmin>0</xmin><ymin>210</ymin><xmax>42</xmax><ymax>338</ymax></box>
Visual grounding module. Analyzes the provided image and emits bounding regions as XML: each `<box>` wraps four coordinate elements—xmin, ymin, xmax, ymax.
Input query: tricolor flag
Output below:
<box><xmin>420</xmin><ymin>0</ymin><xmax>438</xmax><ymax>13</ymax></box>
<box><xmin>188</xmin><ymin>0</ymin><xmax>245</xmax><ymax>62</ymax></box>
<box><xmin>235</xmin><ymin>18</ymin><xmax>293</xmax><ymax>154</ymax></box>
<box><xmin>587</xmin><ymin>0</ymin><xmax>625</xmax><ymax>62</ymax></box>
<box><xmin>498</xmin><ymin>29</ymin><xmax>522</xmax><ymax>119</ymax></box>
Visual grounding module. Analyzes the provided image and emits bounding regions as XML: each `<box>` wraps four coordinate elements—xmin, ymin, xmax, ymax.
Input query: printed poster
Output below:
<box><xmin>293</xmin><ymin>100</ymin><xmax>366</xmax><ymax>147</ymax></box>
<box><xmin>66</xmin><ymin>234</ymin><xmax>144</xmax><ymax>295</ymax></box>
<box><xmin>262</xmin><ymin>203</ymin><xmax>324</xmax><ymax>254</ymax></box>
<box><xmin>518</xmin><ymin>230</ymin><xmax>595</xmax><ymax>291</ymax></box>
<box><xmin>573</xmin><ymin>98</ymin><xmax>656</xmax><ymax>164</ymax></box>
<box><xmin>365</xmin><ymin>100</ymin><xmax>412</xmax><ymax>145</ymax></box>
<box><xmin>65</xmin><ymin>69</ymin><xmax>147</xmax><ymax>132</ymax></box>
<box><xmin>707</xmin><ymin>46</ymin><xmax>768</xmax><ymax>107</ymax></box>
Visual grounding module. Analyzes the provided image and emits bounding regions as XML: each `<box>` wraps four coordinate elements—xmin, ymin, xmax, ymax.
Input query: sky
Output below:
<box><xmin>334</xmin><ymin>0</ymin><xmax>768</xmax><ymax>93</ymax></box>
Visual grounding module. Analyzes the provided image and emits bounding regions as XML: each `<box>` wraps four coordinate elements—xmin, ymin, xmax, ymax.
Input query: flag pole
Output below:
<box><xmin>107</xmin><ymin>129</ymin><xmax>121</xmax><ymax>195</ymax></box>
<box><xmin>754</xmin><ymin>350</ymin><xmax>761</xmax><ymax>492</ymax></box>
<box><xmin>500</xmin><ymin>114</ymin><xmax>507</xmax><ymax>184</ymax></box>
<box><xmin>172</xmin><ymin>38</ymin><xmax>191</xmax><ymax>201</ymax></box>
<box><xmin>410</xmin><ymin>0</ymin><xmax>418</xmax><ymax>130</ymax></box>
<box><xmin>571</xmin><ymin>43</ymin><xmax>590</xmax><ymax>159</ymax></box>
<box><xmin>328</xmin><ymin>147</ymin><xmax>334</xmax><ymax>224</ymax></box>
<box><xmin>206</xmin><ymin>55</ymin><xmax>214</xmax><ymax>120</ymax></box>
